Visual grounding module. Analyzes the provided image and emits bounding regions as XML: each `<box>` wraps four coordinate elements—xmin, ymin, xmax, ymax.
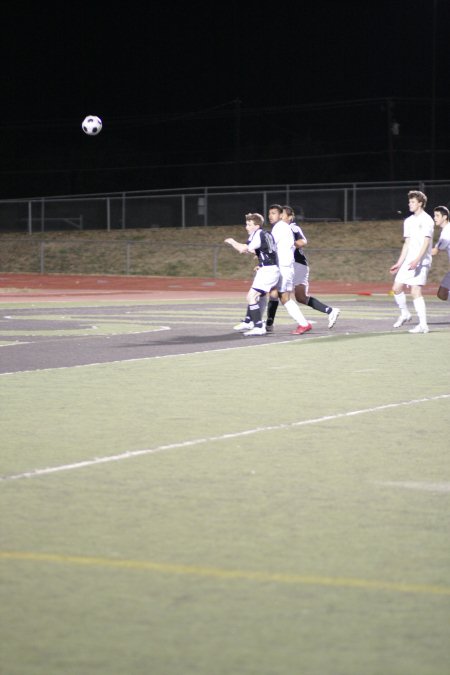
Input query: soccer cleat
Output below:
<box><xmin>234</xmin><ymin>321</ymin><xmax>254</xmax><ymax>331</ymax></box>
<box><xmin>265</xmin><ymin>322</ymin><xmax>274</xmax><ymax>333</ymax></box>
<box><xmin>408</xmin><ymin>324</ymin><xmax>429</xmax><ymax>334</ymax></box>
<box><xmin>328</xmin><ymin>307</ymin><xmax>341</xmax><ymax>329</ymax></box>
<box><xmin>243</xmin><ymin>325</ymin><xmax>267</xmax><ymax>336</ymax></box>
<box><xmin>393</xmin><ymin>313</ymin><xmax>412</xmax><ymax>328</ymax></box>
<box><xmin>291</xmin><ymin>323</ymin><xmax>312</xmax><ymax>335</ymax></box>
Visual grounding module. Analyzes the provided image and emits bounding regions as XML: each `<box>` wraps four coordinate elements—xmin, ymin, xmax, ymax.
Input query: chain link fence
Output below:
<box><xmin>1</xmin><ymin>180</ymin><xmax>450</xmax><ymax>233</ymax></box>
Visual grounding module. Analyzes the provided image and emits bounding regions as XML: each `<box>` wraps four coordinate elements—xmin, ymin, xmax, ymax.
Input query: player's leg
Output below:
<box><xmin>278</xmin><ymin>267</ymin><xmax>310</xmax><ymax>332</ymax></box>
<box><xmin>437</xmin><ymin>286</ymin><xmax>449</xmax><ymax>301</ymax></box>
<box><xmin>392</xmin><ymin>279</ymin><xmax>412</xmax><ymax>328</ymax></box>
<box><xmin>245</xmin><ymin>287</ymin><xmax>264</xmax><ymax>329</ymax></box>
<box><xmin>259</xmin><ymin>292</ymin><xmax>268</xmax><ymax>319</ymax></box>
<box><xmin>233</xmin><ymin>303</ymin><xmax>254</xmax><ymax>331</ymax></box>
<box><xmin>437</xmin><ymin>272</ymin><xmax>450</xmax><ymax>301</ymax></box>
<box><xmin>243</xmin><ymin>266</ymin><xmax>279</xmax><ymax>336</ymax></box>
<box><xmin>409</xmin><ymin>284</ymin><xmax>429</xmax><ymax>333</ymax></box>
<box><xmin>294</xmin><ymin>264</ymin><xmax>340</xmax><ymax>328</ymax></box>
<box><xmin>305</xmin><ymin>292</ymin><xmax>341</xmax><ymax>328</ymax></box>
<box><xmin>265</xmin><ymin>288</ymin><xmax>280</xmax><ymax>332</ymax></box>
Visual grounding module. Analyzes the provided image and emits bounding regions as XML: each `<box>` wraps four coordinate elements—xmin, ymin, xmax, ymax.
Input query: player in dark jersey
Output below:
<box><xmin>225</xmin><ymin>213</ymin><xmax>279</xmax><ymax>336</ymax></box>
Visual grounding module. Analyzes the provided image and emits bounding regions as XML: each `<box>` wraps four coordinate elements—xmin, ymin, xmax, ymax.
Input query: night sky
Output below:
<box><xmin>1</xmin><ymin>1</ymin><xmax>449</xmax><ymax>197</ymax></box>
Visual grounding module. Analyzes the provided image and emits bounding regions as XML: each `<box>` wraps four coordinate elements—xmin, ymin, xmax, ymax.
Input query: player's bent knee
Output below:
<box><xmin>247</xmin><ymin>289</ymin><xmax>260</xmax><ymax>305</ymax></box>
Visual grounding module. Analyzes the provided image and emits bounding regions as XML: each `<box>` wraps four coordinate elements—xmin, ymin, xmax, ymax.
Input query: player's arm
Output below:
<box><xmin>390</xmin><ymin>238</ymin><xmax>409</xmax><ymax>274</ymax></box>
<box><xmin>224</xmin><ymin>238</ymin><xmax>249</xmax><ymax>254</ymax></box>
<box><xmin>408</xmin><ymin>236</ymin><xmax>431</xmax><ymax>270</ymax></box>
<box><xmin>432</xmin><ymin>237</ymin><xmax>448</xmax><ymax>256</ymax></box>
<box><xmin>292</xmin><ymin>227</ymin><xmax>307</xmax><ymax>249</ymax></box>
<box><xmin>294</xmin><ymin>235</ymin><xmax>307</xmax><ymax>249</ymax></box>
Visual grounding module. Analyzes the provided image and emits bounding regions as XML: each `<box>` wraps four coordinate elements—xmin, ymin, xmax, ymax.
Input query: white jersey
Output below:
<box><xmin>436</xmin><ymin>223</ymin><xmax>450</xmax><ymax>262</ymax></box>
<box><xmin>403</xmin><ymin>211</ymin><xmax>434</xmax><ymax>266</ymax></box>
<box><xmin>271</xmin><ymin>219</ymin><xmax>295</xmax><ymax>267</ymax></box>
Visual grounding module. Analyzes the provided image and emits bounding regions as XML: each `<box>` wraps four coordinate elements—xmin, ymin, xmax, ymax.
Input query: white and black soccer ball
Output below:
<box><xmin>82</xmin><ymin>115</ymin><xmax>102</xmax><ymax>136</ymax></box>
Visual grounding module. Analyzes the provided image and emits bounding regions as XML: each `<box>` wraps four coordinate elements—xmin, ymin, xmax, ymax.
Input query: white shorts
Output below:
<box><xmin>252</xmin><ymin>265</ymin><xmax>280</xmax><ymax>293</ymax></box>
<box><xmin>293</xmin><ymin>262</ymin><xmax>309</xmax><ymax>293</ymax></box>
<box><xmin>395</xmin><ymin>261</ymin><xmax>430</xmax><ymax>287</ymax></box>
<box><xmin>440</xmin><ymin>271</ymin><xmax>450</xmax><ymax>290</ymax></box>
<box><xmin>277</xmin><ymin>265</ymin><xmax>294</xmax><ymax>293</ymax></box>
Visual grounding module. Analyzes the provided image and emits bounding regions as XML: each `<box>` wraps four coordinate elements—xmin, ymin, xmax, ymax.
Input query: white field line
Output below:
<box><xmin>1</xmin><ymin>393</ymin><xmax>449</xmax><ymax>483</ymax></box>
<box><xmin>375</xmin><ymin>481</ymin><xmax>450</xmax><ymax>493</ymax></box>
<box><xmin>0</xmin><ymin>334</ymin><xmax>335</xmax><ymax>376</ymax></box>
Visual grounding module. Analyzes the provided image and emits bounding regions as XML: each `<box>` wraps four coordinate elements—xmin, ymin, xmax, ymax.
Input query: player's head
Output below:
<box><xmin>433</xmin><ymin>205</ymin><xmax>449</xmax><ymax>227</ymax></box>
<box><xmin>245</xmin><ymin>212</ymin><xmax>264</xmax><ymax>231</ymax></box>
<box><xmin>407</xmin><ymin>190</ymin><xmax>427</xmax><ymax>208</ymax></box>
<box><xmin>281</xmin><ymin>205</ymin><xmax>295</xmax><ymax>223</ymax></box>
<box><xmin>268</xmin><ymin>204</ymin><xmax>283</xmax><ymax>225</ymax></box>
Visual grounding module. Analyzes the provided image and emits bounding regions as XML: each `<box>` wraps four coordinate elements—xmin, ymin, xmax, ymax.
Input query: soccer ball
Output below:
<box><xmin>82</xmin><ymin>115</ymin><xmax>102</xmax><ymax>136</ymax></box>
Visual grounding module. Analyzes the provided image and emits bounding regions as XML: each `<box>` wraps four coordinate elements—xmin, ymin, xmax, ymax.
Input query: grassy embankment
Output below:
<box><xmin>0</xmin><ymin>221</ymin><xmax>447</xmax><ymax>283</ymax></box>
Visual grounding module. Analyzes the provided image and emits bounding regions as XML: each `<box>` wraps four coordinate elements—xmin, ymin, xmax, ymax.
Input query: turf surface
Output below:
<box><xmin>1</xmin><ymin>295</ymin><xmax>449</xmax><ymax>675</ymax></box>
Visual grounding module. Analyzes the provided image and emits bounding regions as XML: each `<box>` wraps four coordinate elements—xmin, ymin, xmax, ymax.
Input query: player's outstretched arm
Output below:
<box><xmin>224</xmin><ymin>238</ymin><xmax>249</xmax><ymax>254</ymax></box>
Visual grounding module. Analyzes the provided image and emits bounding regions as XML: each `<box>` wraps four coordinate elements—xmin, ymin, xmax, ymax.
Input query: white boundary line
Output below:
<box><xmin>0</xmin><ymin>335</ymin><xmax>335</xmax><ymax>376</ymax></box>
<box><xmin>375</xmin><ymin>480</ymin><xmax>450</xmax><ymax>493</ymax></box>
<box><xmin>1</xmin><ymin>393</ymin><xmax>449</xmax><ymax>482</ymax></box>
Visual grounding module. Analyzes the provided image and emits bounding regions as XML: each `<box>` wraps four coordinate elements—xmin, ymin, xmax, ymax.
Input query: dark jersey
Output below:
<box><xmin>291</xmin><ymin>222</ymin><xmax>308</xmax><ymax>266</ymax></box>
<box><xmin>247</xmin><ymin>229</ymin><xmax>278</xmax><ymax>266</ymax></box>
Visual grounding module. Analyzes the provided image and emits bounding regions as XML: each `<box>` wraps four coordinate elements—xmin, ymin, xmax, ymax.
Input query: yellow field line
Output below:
<box><xmin>2</xmin><ymin>551</ymin><xmax>450</xmax><ymax>597</ymax></box>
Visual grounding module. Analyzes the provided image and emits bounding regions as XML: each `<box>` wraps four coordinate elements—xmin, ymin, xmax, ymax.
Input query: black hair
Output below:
<box><xmin>433</xmin><ymin>205</ymin><xmax>449</xmax><ymax>219</ymax></box>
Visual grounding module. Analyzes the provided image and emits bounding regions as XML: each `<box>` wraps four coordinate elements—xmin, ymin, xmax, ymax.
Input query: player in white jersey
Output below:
<box><xmin>266</xmin><ymin>204</ymin><xmax>312</xmax><ymax>335</ymax></box>
<box><xmin>282</xmin><ymin>206</ymin><xmax>340</xmax><ymax>329</ymax></box>
<box><xmin>431</xmin><ymin>205</ymin><xmax>450</xmax><ymax>302</ymax></box>
<box><xmin>224</xmin><ymin>212</ymin><xmax>279</xmax><ymax>336</ymax></box>
<box><xmin>389</xmin><ymin>190</ymin><xmax>434</xmax><ymax>333</ymax></box>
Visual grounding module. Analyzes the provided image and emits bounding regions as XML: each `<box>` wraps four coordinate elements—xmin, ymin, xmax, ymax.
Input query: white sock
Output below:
<box><xmin>413</xmin><ymin>296</ymin><xmax>427</xmax><ymax>326</ymax></box>
<box><xmin>284</xmin><ymin>299</ymin><xmax>309</xmax><ymax>326</ymax></box>
<box><xmin>394</xmin><ymin>292</ymin><xmax>409</xmax><ymax>315</ymax></box>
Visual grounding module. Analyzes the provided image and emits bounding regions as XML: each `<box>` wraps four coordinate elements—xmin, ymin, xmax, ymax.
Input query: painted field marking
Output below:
<box><xmin>1</xmin><ymin>550</ymin><xmax>449</xmax><ymax>597</ymax></box>
<box><xmin>0</xmin><ymin>334</ymin><xmax>335</xmax><ymax>375</ymax></box>
<box><xmin>375</xmin><ymin>481</ymin><xmax>450</xmax><ymax>493</ymax></box>
<box><xmin>1</xmin><ymin>393</ymin><xmax>449</xmax><ymax>482</ymax></box>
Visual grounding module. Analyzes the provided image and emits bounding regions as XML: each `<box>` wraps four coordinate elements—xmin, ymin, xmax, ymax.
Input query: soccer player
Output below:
<box><xmin>431</xmin><ymin>205</ymin><xmax>450</xmax><ymax>302</ymax></box>
<box><xmin>224</xmin><ymin>212</ymin><xmax>279</xmax><ymax>336</ymax></box>
<box><xmin>389</xmin><ymin>190</ymin><xmax>434</xmax><ymax>333</ymax></box>
<box><xmin>281</xmin><ymin>205</ymin><xmax>340</xmax><ymax>328</ymax></box>
<box><xmin>266</xmin><ymin>204</ymin><xmax>312</xmax><ymax>335</ymax></box>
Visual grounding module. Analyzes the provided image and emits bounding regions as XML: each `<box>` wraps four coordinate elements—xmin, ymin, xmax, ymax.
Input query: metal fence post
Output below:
<box><xmin>40</xmin><ymin>242</ymin><xmax>45</xmax><ymax>273</ymax></box>
<box><xmin>181</xmin><ymin>194</ymin><xmax>186</xmax><ymax>228</ymax></box>
<box><xmin>213</xmin><ymin>246</ymin><xmax>219</xmax><ymax>277</ymax></box>
<box><xmin>28</xmin><ymin>201</ymin><xmax>33</xmax><ymax>235</ymax></box>
<box><xmin>343</xmin><ymin>188</ymin><xmax>348</xmax><ymax>223</ymax></box>
<box><xmin>126</xmin><ymin>242</ymin><xmax>131</xmax><ymax>274</ymax></box>
<box><xmin>204</xmin><ymin>187</ymin><xmax>208</xmax><ymax>226</ymax></box>
<box><xmin>121</xmin><ymin>192</ymin><xmax>126</xmax><ymax>229</ymax></box>
<box><xmin>106</xmin><ymin>197</ymin><xmax>111</xmax><ymax>231</ymax></box>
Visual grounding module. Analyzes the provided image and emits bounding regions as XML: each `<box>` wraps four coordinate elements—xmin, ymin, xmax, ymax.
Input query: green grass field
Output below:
<box><xmin>1</xmin><ymin>296</ymin><xmax>450</xmax><ymax>675</ymax></box>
